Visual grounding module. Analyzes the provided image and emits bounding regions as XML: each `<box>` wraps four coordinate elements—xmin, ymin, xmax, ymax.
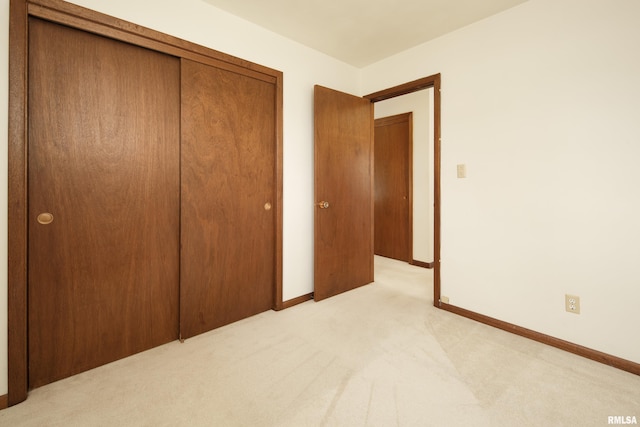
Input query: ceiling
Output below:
<box><xmin>202</xmin><ymin>0</ymin><xmax>528</xmax><ymax>67</ymax></box>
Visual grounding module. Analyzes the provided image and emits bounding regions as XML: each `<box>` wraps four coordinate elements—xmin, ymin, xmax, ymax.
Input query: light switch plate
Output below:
<box><xmin>457</xmin><ymin>164</ymin><xmax>466</xmax><ymax>178</ymax></box>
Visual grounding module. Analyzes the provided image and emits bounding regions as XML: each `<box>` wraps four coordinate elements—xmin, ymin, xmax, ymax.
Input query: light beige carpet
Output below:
<box><xmin>1</xmin><ymin>256</ymin><xmax>638</xmax><ymax>426</ymax></box>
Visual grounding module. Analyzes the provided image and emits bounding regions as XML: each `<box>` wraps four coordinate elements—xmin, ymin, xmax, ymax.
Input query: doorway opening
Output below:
<box><xmin>364</xmin><ymin>74</ymin><xmax>441</xmax><ymax>307</ymax></box>
<box><xmin>374</xmin><ymin>112</ymin><xmax>413</xmax><ymax>263</ymax></box>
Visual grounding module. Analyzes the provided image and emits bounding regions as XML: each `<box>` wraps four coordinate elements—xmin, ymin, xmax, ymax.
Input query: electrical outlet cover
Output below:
<box><xmin>565</xmin><ymin>294</ymin><xmax>580</xmax><ymax>314</ymax></box>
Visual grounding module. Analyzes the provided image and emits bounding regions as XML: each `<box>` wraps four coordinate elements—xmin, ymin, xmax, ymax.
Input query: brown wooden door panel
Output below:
<box><xmin>180</xmin><ymin>59</ymin><xmax>276</xmax><ymax>339</ymax></box>
<box><xmin>314</xmin><ymin>85</ymin><xmax>374</xmax><ymax>301</ymax></box>
<box><xmin>374</xmin><ymin>113</ymin><xmax>412</xmax><ymax>262</ymax></box>
<box><xmin>28</xmin><ymin>19</ymin><xmax>180</xmax><ymax>388</ymax></box>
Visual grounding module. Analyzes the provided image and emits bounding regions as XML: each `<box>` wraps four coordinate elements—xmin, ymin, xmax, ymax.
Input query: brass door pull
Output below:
<box><xmin>37</xmin><ymin>213</ymin><xmax>54</xmax><ymax>225</ymax></box>
<box><xmin>316</xmin><ymin>201</ymin><xmax>330</xmax><ymax>209</ymax></box>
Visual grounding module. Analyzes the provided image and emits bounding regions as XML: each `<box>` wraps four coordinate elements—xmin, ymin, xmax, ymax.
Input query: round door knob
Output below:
<box><xmin>264</xmin><ymin>202</ymin><xmax>272</xmax><ymax>211</ymax></box>
<box><xmin>37</xmin><ymin>212</ymin><xmax>54</xmax><ymax>225</ymax></box>
<box><xmin>316</xmin><ymin>201</ymin><xmax>330</xmax><ymax>209</ymax></box>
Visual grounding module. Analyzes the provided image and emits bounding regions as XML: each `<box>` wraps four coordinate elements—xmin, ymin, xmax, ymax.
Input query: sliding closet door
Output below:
<box><xmin>28</xmin><ymin>18</ymin><xmax>180</xmax><ymax>388</ymax></box>
<box><xmin>181</xmin><ymin>59</ymin><xmax>276</xmax><ymax>339</ymax></box>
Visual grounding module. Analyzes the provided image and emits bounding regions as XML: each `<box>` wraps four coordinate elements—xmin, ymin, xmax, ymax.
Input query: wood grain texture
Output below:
<box><xmin>27</xmin><ymin>19</ymin><xmax>180</xmax><ymax>388</ymax></box>
<box><xmin>180</xmin><ymin>59</ymin><xmax>276</xmax><ymax>339</ymax></box>
<box><xmin>8</xmin><ymin>0</ymin><xmax>29</xmax><ymax>407</ymax></box>
<box><xmin>27</xmin><ymin>0</ymin><xmax>278</xmax><ymax>84</ymax></box>
<box><xmin>374</xmin><ymin>113</ymin><xmax>412</xmax><ymax>262</ymax></box>
<box><xmin>314</xmin><ymin>85</ymin><xmax>374</xmax><ymax>302</ymax></box>
<box><xmin>10</xmin><ymin>0</ymin><xmax>283</xmax><ymax>405</ymax></box>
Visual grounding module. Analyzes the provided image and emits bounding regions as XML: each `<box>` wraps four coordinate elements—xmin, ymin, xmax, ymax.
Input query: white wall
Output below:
<box><xmin>362</xmin><ymin>0</ymin><xmax>640</xmax><ymax>364</ymax></box>
<box><xmin>0</xmin><ymin>0</ymin><xmax>362</xmax><ymax>395</ymax></box>
<box><xmin>374</xmin><ymin>90</ymin><xmax>433</xmax><ymax>263</ymax></box>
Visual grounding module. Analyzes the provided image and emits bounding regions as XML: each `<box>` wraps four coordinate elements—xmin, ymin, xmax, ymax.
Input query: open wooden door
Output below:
<box><xmin>314</xmin><ymin>85</ymin><xmax>374</xmax><ymax>301</ymax></box>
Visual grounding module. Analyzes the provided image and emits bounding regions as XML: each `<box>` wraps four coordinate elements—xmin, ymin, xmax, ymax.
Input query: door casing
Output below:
<box><xmin>365</xmin><ymin>75</ymin><xmax>441</xmax><ymax>306</ymax></box>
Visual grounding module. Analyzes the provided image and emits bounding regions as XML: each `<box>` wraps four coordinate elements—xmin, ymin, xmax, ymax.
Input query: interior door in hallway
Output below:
<box><xmin>28</xmin><ymin>18</ymin><xmax>180</xmax><ymax>388</ymax></box>
<box><xmin>374</xmin><ymin>113</ymin><xmax>412</xmax><ymax>262</ymax></box>
<box><xmin>314</xmin><ymin>85</ymin><xmax>374</xmax><ymax>301</ymax></box>
<box><xmin>180</xmin><ymin>59</ymin><xmax>276</xmax><ymax>339</ymax></box>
